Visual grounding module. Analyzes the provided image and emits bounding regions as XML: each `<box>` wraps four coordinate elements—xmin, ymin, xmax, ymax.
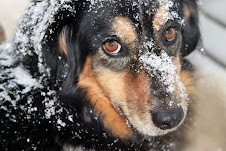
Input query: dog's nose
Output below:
<box><xmin>151</xmin><ymin>107</ymin><xmax>184</xmax><ymax>130</ymax></box>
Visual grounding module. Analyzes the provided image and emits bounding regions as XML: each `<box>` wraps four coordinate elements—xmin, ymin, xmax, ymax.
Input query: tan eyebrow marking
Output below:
<box><xmin>153</xmin><ymin>3</ymin><xmax>171</xmax><ymax>31</ymax></box>
<box><xmin>112</xmin><ymin>17</ymin><xmax>138</xmax><ymax>44</ymax></box>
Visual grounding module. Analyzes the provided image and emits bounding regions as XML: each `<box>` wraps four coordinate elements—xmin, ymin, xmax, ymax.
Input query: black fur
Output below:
<box><xmin>0</xmin><ymin>0</ymin><xmax>199</xmax><ymax>150</ymax></box>
<box><xmin>181</xmin><ymin>0</ymin><xmax>200</xmax><ymax>56</ymax></box>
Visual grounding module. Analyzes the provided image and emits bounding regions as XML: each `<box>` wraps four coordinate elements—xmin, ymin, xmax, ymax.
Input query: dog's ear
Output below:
<box><xmin>59</xmin><ymin>26</ymin><xmax>69</xmax><ymax>56</ymax></box>
<box><xmin>181</xmin><ymin>0</ymin><xmax>200</xmax><ymax>56</ymax></box>
<box><xmin>42</xmin><ymin>2</ymin><xmax>89</xmax><ymax>87</ymax></box>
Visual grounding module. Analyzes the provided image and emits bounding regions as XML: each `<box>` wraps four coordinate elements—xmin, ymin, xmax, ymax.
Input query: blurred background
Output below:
<box><xmin>0</xmin><ymin>0</ymin><xmax>225</xmax><ymax>150</ymax></box>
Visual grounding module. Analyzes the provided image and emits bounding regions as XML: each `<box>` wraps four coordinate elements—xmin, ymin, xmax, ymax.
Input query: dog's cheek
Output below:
<box><xmin>179</xmin><ymin>69</ymin><xmax>194</xmax><ymax>97</ymax></box>
<box><xmin>100</xmin><ymin>67</ymin><xmax>152</xmax><ymax>122</ymax></box>
<box><xmin>77</xmin><ymin>57</ymin><xmax>133</xmax><ymax>138</ymax></box>
<box><xmin>93</xmin><ymin>66</ymin><xmax>157</xmax><ymax>136</ymax></box>
<box><xmin>93</xmin><ymin>68</ymin><xmax>128</xmax><ymax>109</ymax></box>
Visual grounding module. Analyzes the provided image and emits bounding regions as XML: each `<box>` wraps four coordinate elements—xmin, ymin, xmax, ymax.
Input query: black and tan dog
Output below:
<box><xmin>0</xmin><ymin>0</ymin><xmax>200</xmax><ymax>150</ymax></box>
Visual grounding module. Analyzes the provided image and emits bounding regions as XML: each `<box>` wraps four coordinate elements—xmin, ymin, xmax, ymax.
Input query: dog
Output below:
<box><xmin>0</xmin><ymin>0</ymin><xmax>200</xmax><ymax>150</ymax></box>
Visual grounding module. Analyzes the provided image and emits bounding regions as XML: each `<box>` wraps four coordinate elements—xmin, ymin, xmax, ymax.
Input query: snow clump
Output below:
<box><xmin>139</xmin><ymin>41</ymin><xmax>188</xmax><ymax>100</ymax></box>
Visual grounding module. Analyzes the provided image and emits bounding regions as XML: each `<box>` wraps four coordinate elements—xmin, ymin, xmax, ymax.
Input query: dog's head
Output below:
<box><xmin>43</xmin><ymin>0</ymin><xmax>199</xmax><ymax>139</ymax></box>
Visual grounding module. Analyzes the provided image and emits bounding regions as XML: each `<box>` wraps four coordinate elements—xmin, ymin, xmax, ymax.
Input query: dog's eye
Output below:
<box><xmin>165</xmin><ymin>27</ymin><xmax>177</xmax><ymax>42</ymax></box>
<box><xmin>104</xmin><ymin>41</ymin><xmax>121</xmax><ymax>54</ymax></box>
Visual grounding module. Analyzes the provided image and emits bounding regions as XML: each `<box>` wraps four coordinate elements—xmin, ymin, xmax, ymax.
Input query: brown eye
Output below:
<box><xmin>104</xmin><ymin>41</ymin><xmax>121</xmax><ymax>53</ymax></box>
<box><xmin>165</xmin><ymin>27</ymin><xmax>176</xmax><ymax>42</ymax></box>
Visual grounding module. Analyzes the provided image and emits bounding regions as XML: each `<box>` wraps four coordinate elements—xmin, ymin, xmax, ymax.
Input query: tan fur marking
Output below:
<box><xmin>59</xmin><ymin>26</ymin><xmax>68</xmax><ymax>55</ymax></box>
<box><xmin>97</xmin><ymin>68</ymin><xmax>151</xmax><ymax>117</ymax></box>
<box><xmin>173</xmin><ymin>55</ymin><xmax>194</xmax><ymax>95</ymax></box>
<box><xmin>184</xmin><ymin>5</ymin><xmax>191</xmax><ymax>21</ymax></box>
<box><xmin>153</xmin><ymin>3</ymin><xmax>169</xmax><ymax>31</ymax></box>
<box><xmin>124</xmin><ymin>72</ymin><xmax>150</xmax><ymax>115</ymax></box>
<box><xmin>78</xmin><ymin>57</ymin><xmax>133</xmax><ymax>138</ymax></box>
<box><xmin>180</xmin><ymin>70</ymin><xmax>194</xmax><ymax>96</ymax></box>
<box><xmin>93</xmin><ymin>67</ymin><xmax>129</xmax><ymax>113</ymax></box>
<box><xmin>176</xmin><ymin>56</ymin><xmax>194</xmax><ymax>96</ymax></box>
<box><xmin>113</xmin><ymin>17</ymin><xmax>137</xmax><ymax>44</ymax></box>
<box><xmin>183</xmin><ymin>3</ymin><xmax>197</xmax><ymax>21</ymax></box>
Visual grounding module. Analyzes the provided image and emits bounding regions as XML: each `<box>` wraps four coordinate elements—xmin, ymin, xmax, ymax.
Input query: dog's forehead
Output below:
<box><xmin>88</xmin><ymin>0</ymin><xmax>183</xmax><ymax>36</ymax></box>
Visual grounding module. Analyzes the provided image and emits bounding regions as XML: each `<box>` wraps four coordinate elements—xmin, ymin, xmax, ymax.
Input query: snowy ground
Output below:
<box><xmin>0</xmin><ymin>0</ymin><xmax>225</xmax><ymax>150</ymax></box>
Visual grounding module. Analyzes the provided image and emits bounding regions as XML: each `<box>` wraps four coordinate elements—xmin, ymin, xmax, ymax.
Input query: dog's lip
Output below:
<box><xmin>114</xmin><ymin>102</ymin><xmax>182</xmax><ymax>136</ymax></box>
<box><xmin>114</xmin><ymin>104</ymin><xmax>134</xmax><ymax>127</ymax></box>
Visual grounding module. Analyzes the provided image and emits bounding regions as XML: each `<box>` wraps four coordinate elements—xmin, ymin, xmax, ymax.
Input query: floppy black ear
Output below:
<box><xmin>181</xmin><ymin>0</ymin><xmax>200</xmax><ymax>56</ymax></box>
<box><xmin>42</xmin><ymin>1</ymin><xmax>90</xmax><ymax>87</ymax></box>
